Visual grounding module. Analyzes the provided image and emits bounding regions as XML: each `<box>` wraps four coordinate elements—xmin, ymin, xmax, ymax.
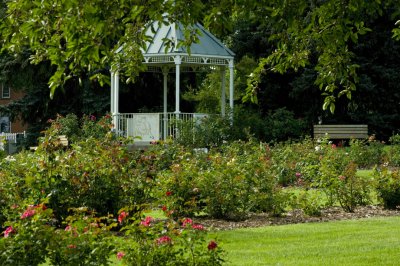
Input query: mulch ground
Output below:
<box><xmin>196</xmin><ymin>206</ymin><xmax>400</xmax><ymax>230</ymax></box>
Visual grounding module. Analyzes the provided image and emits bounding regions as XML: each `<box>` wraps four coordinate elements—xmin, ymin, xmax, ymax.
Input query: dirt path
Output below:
<box><xmin>196</xmin><ymin>206</ymin><xmax>400</xmax><ymax>230</ymax></box>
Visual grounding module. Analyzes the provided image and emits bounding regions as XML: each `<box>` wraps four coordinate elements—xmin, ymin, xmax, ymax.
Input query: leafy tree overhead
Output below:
<box><xmin>2</xmin><ymin>0</ymin><xmax>399</xmax><ymax>111</ymax></box>
<box><xmin>0</xmin><ymin>0</ymin><xmax>236</xmax><ymax>97</ymax></box>
<box><xmin>244</xmin><ymin>0</ymin><xmax>400</xmax><ymax>112</ymax></box>
<box><xmin>2</xmin><ymin>0</ymin><xmax>400</xmax><ymax>143</ymax></box>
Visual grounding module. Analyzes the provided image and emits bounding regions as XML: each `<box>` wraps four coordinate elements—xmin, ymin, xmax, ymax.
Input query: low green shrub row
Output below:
<box><xmin>2</xmin><ymin>114</ymin><xmax>400</xmax><ymax>264</ymax></box>
<box><xmin>0</xmin><ymin>115</ymin><xmax>223</xmax><ymax>265</ymax></box>
<box><xmin>0</xmin><ymin>203</ymin><xmax>222</xmax><ymax>265</ymax></box>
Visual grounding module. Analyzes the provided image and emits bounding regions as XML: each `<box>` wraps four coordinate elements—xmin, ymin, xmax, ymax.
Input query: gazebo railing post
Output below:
<box><xmin>220</xmin><ymin>67</ymin><xmax>226</xmax><ymax>116</ymax></box>
<box><xmin>111</xmin><ymin>72</ymin><xmax>115</xmax><ymax>115</ymax></box>
<box><xmin>113</xmin><ymin>71</ymin><xmax>120</xmax><ymax>135</ymax></box>
<box><xmin>162</xmin><ymin>67</ymin><xmax>169</xmax><ymax>139</ymax></box>
<box><xmin>174</xmin><ymin>55</ymin><xmax>181</xmax><ymax>114</ymax></box>
<box><xmin>229</xmin><ymin>59</ymin><xmax>234</xmax><ymax>123</ymax></box>
<box><xmin>174</xmin><ymin>56</ymin><xmax>182</xmax><ymax>138</ymax></box>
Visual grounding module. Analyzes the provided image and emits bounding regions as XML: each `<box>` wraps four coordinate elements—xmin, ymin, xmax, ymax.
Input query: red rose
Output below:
<box><xmin>118</xmin><ymin>211</ymin><xmax>128</xmax><ymax>224</ymax></box>
<box><xmin>208</xmin><ymin>240</ymin><xmax>218</xmax><ymax>250</ymax></box>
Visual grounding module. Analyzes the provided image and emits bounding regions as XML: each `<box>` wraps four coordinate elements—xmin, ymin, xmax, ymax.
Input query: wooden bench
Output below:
<box><xmin>58</xmin><ymin>135</ymin><xmax>69</xmax><ymax>146</ymax></box>
<box><xmin>30</xmin><ymin>135</ymin><xmax>69</xmax><ymax>151</ymax></box>
<box><xmin>313</xmin><ymin>124</ymin><xmax>368</xmax><ymax>139</ymax></box>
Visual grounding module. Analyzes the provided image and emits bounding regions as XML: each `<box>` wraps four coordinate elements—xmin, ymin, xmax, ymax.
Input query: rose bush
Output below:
<box><xmin>0</xmin><ymin>201</ymin><xmax>54</xmax><ymax>265</ymax></box>
<box><xmin>117</xmin><ymin>208</ymin><xmax>224</xmax><ymax>265</ymax></box>
<box><xmin>318</xmin><ymin>144</ymin><xmax>371</xmax><ymax>212</ymax></box>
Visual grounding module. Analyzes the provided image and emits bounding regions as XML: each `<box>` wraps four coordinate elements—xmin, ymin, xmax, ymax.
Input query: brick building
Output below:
<box><xmin>0</xmin><ymin>84</ymin><xmax>27</xmax><ymax>133</ymax></box>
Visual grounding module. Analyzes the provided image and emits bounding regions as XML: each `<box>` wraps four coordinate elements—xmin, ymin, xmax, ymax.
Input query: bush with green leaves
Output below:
<box><xmin>384</xmin><ymin>134</ymin><xmax>400</xmax><ymax>167</ymax></box>
<box><xmin>269</xmin><ymin>138</ymin><xmax>321</xmax><ymax>186</ymax></box>
<box><xmin>291</xmin><ymin>137</ymin><xmax>322</xmax><ymax>184</ymax></box>
<box><xmin>46</xmin><ymin>208</ymin><xmax>116</xmax><ymax>266</ymax></box>
<box><xmin>318</xmin><ymin>145</ymin><xmax>371</xmax><ymax>212</ymax></box>
<box><xmin>263</xmin><ymin>108</ymin><xmax>307</xmax><ymax>142</ymax></box>
<box><xmin>55</xmin><ymin>113</ymin><xmax>113</xmax><ymax>144</ymax></box>
<box><xmin>269</xmin><ymin>142</ymin><xmax>299</xmax><ymax>186</ymax></box>
<box><xmin>374</xmin><ymin>167</ymin><xmax>400</xmax><ymax>209</ymax></box>
<box><xmin>384</xmin><ymin>145</ymin><xmax>400</xmax><ymax>167</ymax></box>
<box><xmin>289</xmin><ymin>189</ymin><xmax>324</xmax><ymax>217</ymax></box>
<box><xmin>156</xmin><ymin>149</ymin><xmax>210</xmax><ymax>219</ymax></box>
<box><xmin>348</xmin><ymin>138</ymin><xmax>383</xmax><ymax>168</ymax></box>
<box><xmin>0</xmin><ymin>115</ymin><xmax>153</xmax><ymax>224</ymax></box>
<box><xmin>116</xmin><ymin>208</ymin><xmax>224</xmax><ymax>265</ymax></box>
<box><xmin>0</xmin><ymin>201</ymin><xmax>54</xmax><ymax>265</ymax></box>
<box><xmin>173</xmin><ymin>114</ymin><xmax>233</xmax><ymax>148</ymax></box>
<box><xmin>158</xmin><ymin>140</ymin><xmax>285</xmax><ymax>220</ymax></box>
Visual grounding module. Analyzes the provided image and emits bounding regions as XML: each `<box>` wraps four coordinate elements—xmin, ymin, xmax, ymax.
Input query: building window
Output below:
<box><xmin>0</xmin><ymin>117</ymin><xmax>10</xmax><ymax>133</ymax></box>
<box><xmin>1</xmin><ymin>84</ymin><xmax>10</xmax><ymax>99</ymax></box>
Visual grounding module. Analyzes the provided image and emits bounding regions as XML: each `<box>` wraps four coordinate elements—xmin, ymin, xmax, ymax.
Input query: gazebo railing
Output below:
<box><xmin>113</xmin><ymin>113</ymin><xmax>208</xmax><ymax>141</ymax></box>
<box><xmin>0</xmin><ymin>131</ymin><xmax>26</xmax><ymax>144</ymax></box>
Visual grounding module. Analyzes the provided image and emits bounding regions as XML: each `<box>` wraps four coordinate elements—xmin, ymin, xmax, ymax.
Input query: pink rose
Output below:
<box><xmin>4</xmin><ymin>226</ymin><xmax>14</xmax><ymax>238</ymax></box>
<box><xmin>156</xmin><ymin>235</ymin><xmax>172</xmax><ymax>245</ymax></box>
<box><xmin>140</xmin><ymin>216</ymin><xmax>153</xmax><ymax>227</ymax></box>
<box><xmin>182</xmin><ymin>218</ymin><xmax>193</xmax><ymax>227</ymax></box>
<box><xmin>192</xmin><ymin>224</ymin><xmax>205</xmax><ymax>230</ymax></box>
<box><xmin>117</xmin><ymin>251</ymin><xmax>125</xmax><ymax>260</ymax></box>
<box><xmin>20</xmin><ymin>208</ymin><xmax>35</xmax><ymax>219</ymax></box>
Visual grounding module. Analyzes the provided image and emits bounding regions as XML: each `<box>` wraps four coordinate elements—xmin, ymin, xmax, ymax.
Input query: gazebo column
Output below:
<box><xmin>110</xmin><ymin>72</ymin><xmax>115</xmax><ymax>114</ymax></box>
<box><xmin>112</xmin><ymin>71</ymin><xmax>120</xmax><ymax>134</ymax></box>
<box><xmin>229</xmin><ymin>59</ymin><xmax>234</xmax><ymax>118</ymax></box>
<box><xmin>220</xmin><ymin>67</ymin><xmax>226</xmax><ymax>116</ymax></box>
<box><xmin>174</xmin><ymin>56</ymin><xmax>182</xmax><ymax>114</ymax></box>
<box><xmin>162</xmin><ymin>67</ymin><xmax>169</xmax><ymax>139</ymax></box>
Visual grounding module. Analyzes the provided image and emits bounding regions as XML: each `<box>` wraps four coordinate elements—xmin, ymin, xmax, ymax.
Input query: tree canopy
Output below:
<box><xmin>2</xmin><ymin>0</ymin><xmax>400</xmax><ymax>142</ymax></box>
<box><xmin>1</xmin><ymin>0</ymin><xmax>399</xmax><ymax>108</ymax></box>
<box><xmin>0</xmin><ymin>0</ymin><xmax>234</xmax><ymax>97</ymax></box>
<box><xmin>242</xmin><ymin>0</ymin><xmax>400</xmax><ymax>112</ymax></box>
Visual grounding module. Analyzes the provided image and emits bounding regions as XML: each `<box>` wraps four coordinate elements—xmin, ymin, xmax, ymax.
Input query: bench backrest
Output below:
<box><xmin>313</xmin><ymin>124</ymin><xmax>368</xmax><ymax>139</ymax></box>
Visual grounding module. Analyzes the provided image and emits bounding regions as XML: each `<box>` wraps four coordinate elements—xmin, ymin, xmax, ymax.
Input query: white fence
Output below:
<box><xmin>0</xmin><ymin>131</ymin><xmax>26</xmax><ymax>143</ymax></box>
<box><xmin>0</xmin><ymin>131</ymin><xmax>26</xmax><ymax>151</ymax></box>
<box><xmin>113</xmin><ymin>113</ymin><xmax>208</xmax><ymax>141</ymax></box>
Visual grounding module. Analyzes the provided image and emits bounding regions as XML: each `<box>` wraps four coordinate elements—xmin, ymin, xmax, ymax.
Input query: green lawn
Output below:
<box><xmin>216</xmin><ymin>216</ymin><xmax>400</xmax><ymax>266</ymax></box>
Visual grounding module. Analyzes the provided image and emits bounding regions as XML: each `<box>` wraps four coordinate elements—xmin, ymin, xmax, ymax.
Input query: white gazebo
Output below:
<box><xmin>110</xmin><ymin>19</ymin><xmax>235</xmax><ymax>142</ymax></box>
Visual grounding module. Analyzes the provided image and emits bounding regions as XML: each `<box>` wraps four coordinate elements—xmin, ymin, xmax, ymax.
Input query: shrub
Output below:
<box><xmin>174</xmin><ymin>114</ymin><xmax>233</xmax><ymax>148</ymax></box>
<box><xmin>318</xmin><ymin>145</ymin><xmax>371</xmax><ymax>212</ymax></box>
<box><xmin>46</xmin><ymin>208</ymin><xmax>115</xmax><ymax>266</ymax></box>
<box><xmin>348</xmin><ymin>138</ymin><xmax>383</xmax><ymax>168</ymax></box>
<box><xmin>0</xmin><ymin>202</ymin><xmax>54</xmax><ymax>266</ymax></box>
<box><xmin>56</xmin><ymin>113</ymin><xmax>113</xmax><ymax>144</ymax></box>
<box><xmin>292</xmin><ymin>137</ymin><xmax>322</xmax><ymax>184</ymax></box>
<box><xmin>270</xmin><ymin>142</ymin><xmax>298</xmax><ymax>186</ymax></box>
<box><xmin>290</xmin><ymin>190</ymin><xmax>324</xmax><ymax>217</ymax></box>
<box><xmin>117</xmin><ymin>208</ymin><xmax>224</xmax><ymax>265</ymax></box>
<box><xmin>384</xmin><ymin>135</ymin><xmax>400</xmax><ymax>167</ymax></box>
<box><xmin>375</xmin><ymin>167</ymin><xmax>400</xmax><ymax>209</ymax></box>
<box><xmin>270</xmin><ymin>138</ymin><xmax>320</xmax><ymax>187</ymax></box>
<box><xmin>263</xmin><ymin>108</ymin><xmax>307</xmax><ymax>142</ymax></box>
<box><xmin>158</xmin><ymin>140</ymin><xmax>284</xmax><ymax>220</ymax></box>
<box><xmin>157</xmin><ymin>151</ymin><xmax>206</xmax><ymax>218</ymax></box>
<box><xmin>0</xmin><ymin>115</ymin><xmax>153</xmax><ymax>224</ymax></box>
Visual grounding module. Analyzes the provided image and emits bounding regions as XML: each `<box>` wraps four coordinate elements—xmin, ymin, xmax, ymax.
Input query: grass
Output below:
<box><xmin>357</xmin><ymin>169</ymin><xmax>374</xmax><ymax>179</ymax></box>
<box><xmin>216</xmin><ymin>216</ymin><xmax>400</xmax><ymax>266</ymax></box>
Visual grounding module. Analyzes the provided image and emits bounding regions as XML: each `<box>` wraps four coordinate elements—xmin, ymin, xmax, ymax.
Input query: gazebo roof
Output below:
<box><xmin>140</xmin><ymin>20</ymin><xmax>234</xmax><ymax>69</ymax></box>
<box><xmin>143</xmin><ymin>21</ymin><xmax>235</xmax><ymax>58</ymax></box>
